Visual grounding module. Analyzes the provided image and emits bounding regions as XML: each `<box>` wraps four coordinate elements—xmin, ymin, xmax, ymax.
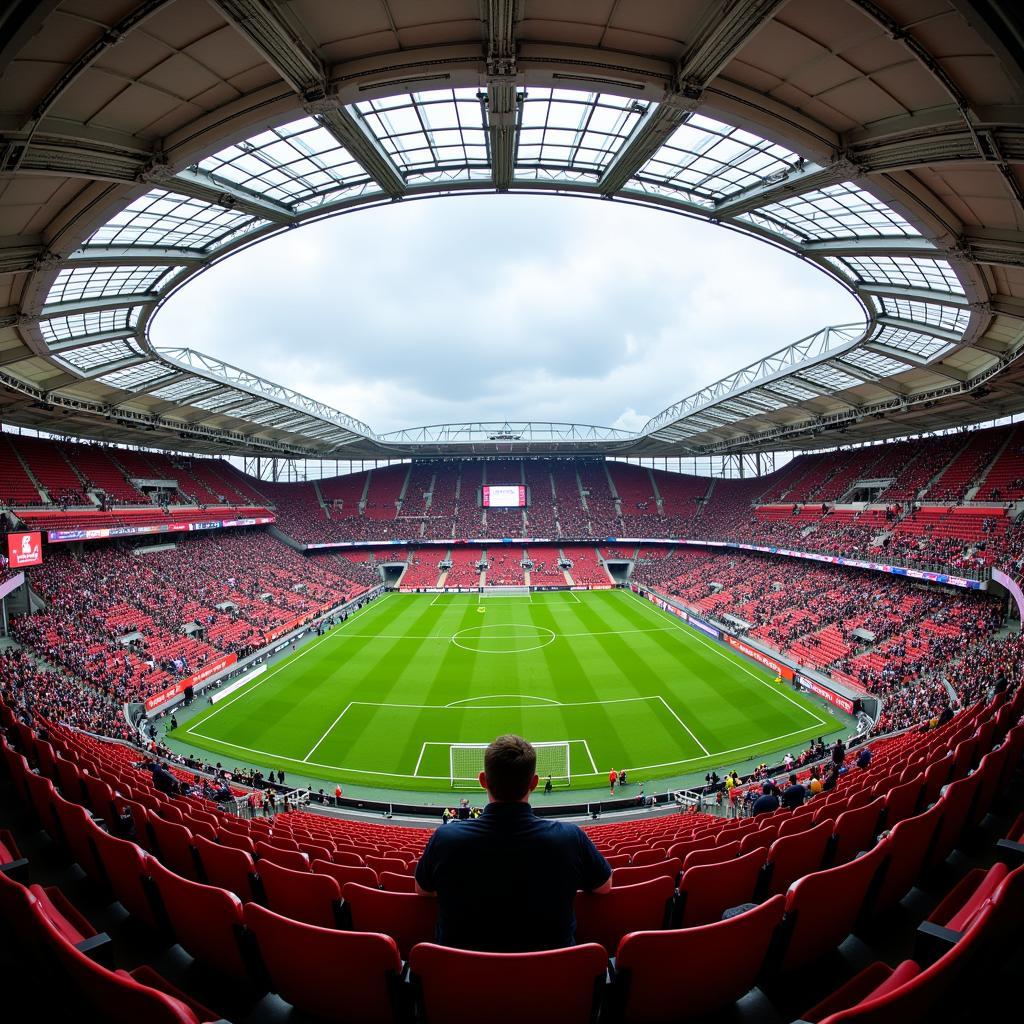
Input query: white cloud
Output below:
<box><xmin>151</xmin><ymin>193</ymin><xmax>862</xmax><ymax>433</ymax></box>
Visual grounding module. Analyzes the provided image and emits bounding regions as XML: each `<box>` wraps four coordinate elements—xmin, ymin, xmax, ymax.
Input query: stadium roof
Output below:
<box><xmin>2</xmin><ymin>1</ymin><xmax>1024</xmax><ymax>458</ymax></box>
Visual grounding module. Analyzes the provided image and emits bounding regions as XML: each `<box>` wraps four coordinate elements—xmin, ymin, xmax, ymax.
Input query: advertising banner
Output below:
<box><xmin>7</xmin><ymin>531</ymin><xmax>43</xmax><ymax>568</ymax></box>
<box><xmin>799</xmin><ymin>674</ymin><xmax>856</xmax><ymax>714</ymax></box>
<box><xmin>726</xmin><ymin>635</ymin><xmax>794</xmax><ymax>680</ymax></box>
<box><xmin>144</xmin><ymin>653</ymin><xmax>237</xmax><ymax>711</ymax></box>
<box><xmin>47</xmin><ymin>516</ymin><xmax>274</xmax><ymax>544</ymax></box>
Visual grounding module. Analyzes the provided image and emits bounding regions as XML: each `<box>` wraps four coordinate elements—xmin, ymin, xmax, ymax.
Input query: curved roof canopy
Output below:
<box><xmin>2</xmin><ymin>1</ymin><xmax>1024</xmax><ymax>458</ymax></box>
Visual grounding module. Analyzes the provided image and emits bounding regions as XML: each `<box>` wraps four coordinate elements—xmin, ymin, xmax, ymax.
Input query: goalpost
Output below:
<box><xmin>480</xmin><ymin>586</ymin><xmax>530</xmax><ymax>598</ymax></box>
<box><xmin>449</xmin><ymin>741</ymin><xmax>571</xmax><ymax>788</ymax></box>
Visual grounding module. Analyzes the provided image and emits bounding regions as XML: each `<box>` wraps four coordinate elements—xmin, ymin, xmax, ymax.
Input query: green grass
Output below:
<box><xmin>176</xmin><ymin>589</ymin><xmax>840</xmax><ymax>792</ymax></box>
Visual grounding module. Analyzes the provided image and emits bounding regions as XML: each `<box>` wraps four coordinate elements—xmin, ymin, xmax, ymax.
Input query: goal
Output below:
<box><xmin>449</xmin><ymin>741</ymin><xmax>571</xmax><ymax>788</ymax></box>
<box><xmin>480</xmin><ymin>586</ymin><xmax>530</xmax><ymax>597</ymax></box>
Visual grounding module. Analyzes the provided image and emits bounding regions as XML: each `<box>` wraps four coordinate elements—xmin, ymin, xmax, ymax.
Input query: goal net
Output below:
<box><xmin>480</xmin><ymin>586</ymin><xmax>530</xmax><ymax>597</ymax></box>
<box><xmin>449</xmin><ymin>741</ymin><xmax>571</xmax><ymax>788</ymax></box>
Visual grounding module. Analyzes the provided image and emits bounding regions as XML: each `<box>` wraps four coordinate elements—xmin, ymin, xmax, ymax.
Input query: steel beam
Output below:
<box><xmin>713</xmin><ymin>161</ymin><xmax>851</xmax><ymax>217</ymax></box>
<box><xmin>305</xmin><ymin>105</ymin><xmax>406</xmax><ymax>198</ymax></box>
<box><xmin>598</xmin><ymin>104</ymin><xmax>691</xmax><ymax>195</ymax></box>
<box><xmin>164</xmin><ymin>167</ymin><xmax>293</xmax><ymax>223</ymax></box>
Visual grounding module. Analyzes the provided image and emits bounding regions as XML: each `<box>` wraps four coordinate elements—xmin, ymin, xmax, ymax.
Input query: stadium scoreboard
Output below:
<box><xmin>481</xmin><ymin>485</ymin><xmax>527</xmax><ymax>507</ymax></box>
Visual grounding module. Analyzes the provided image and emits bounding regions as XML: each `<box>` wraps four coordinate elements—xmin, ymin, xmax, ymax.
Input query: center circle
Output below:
<box><xmin>451</xmin><ymin>624</ymin><xmax>556</xmax><ymax>654</ymax></box>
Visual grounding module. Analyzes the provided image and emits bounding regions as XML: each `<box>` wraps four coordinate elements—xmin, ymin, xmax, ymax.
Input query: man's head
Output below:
<box><xmin>478</xmin><ymin>734</ymin><xmax>538</xmax><ymax>803</ymax></box>
<box><xmin>790</xmin><ymin>773</ymin><xmax>798</xmax><ymax>785</ymax></box>
<box><xmin>762</xmin><ymin>783</ymin><xmax>773</xmax><ymax>795</ymax></box>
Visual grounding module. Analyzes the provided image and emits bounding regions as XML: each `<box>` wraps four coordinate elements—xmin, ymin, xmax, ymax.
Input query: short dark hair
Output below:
<box><xmin>789</xmin><ymin>773</ymin><xmax>798</xmax><ymax>784</ymax></box>
<box><xmin>483</xmin><ymin>735</ymin><xmax>536</xmax><ymax>801</ymax></box>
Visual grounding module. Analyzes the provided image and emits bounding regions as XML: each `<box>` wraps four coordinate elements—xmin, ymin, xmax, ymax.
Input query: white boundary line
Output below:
<box><xmin>444</xmin><ymin>694</ymin><xmax>561</xmax><ymax>707</ymax></box>
<box><xmin>581</xmin><ymin>738</ymin><xmax>598</xmax><ymax>773</ymax></box>
<box><xmin>413</xmin><ymin>742</ymin><xmax>429</xmax><ymax>776</ymax></box>
<box><xmin>302</xmin><ymin>702</ymin><xmax>354</xmax><ymax>762</ymax></box>
<box><xmin>622</xmin><ymin>588</ymin><xmax>829</xmax><ymax>728</ymax></box>
<box><xmin>184</xmin><ymin>593</ymin><xmax>393</xmax><ymax>735</ymax></box>
<box><xmin>655</xmin><ymin>695</ymin><xmax>710</xmax><ymax>756</ymax></box>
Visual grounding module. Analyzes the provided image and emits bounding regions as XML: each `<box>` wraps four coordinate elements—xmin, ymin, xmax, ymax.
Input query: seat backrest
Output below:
<box><xmin>148</xmin><ymin>815</ymin><xmax>199</xmax><ymax>881</ymax></box>
<box><xmin>342</xmin><ymin>883</ymin><xmax>438</xmax><ymax>959</ymax></box>
<box><xmin>255</xmin><ymin>842</ymin><xmax>310</xmax><ymax>871</ymax></box>
<box><xmin>678</xmin><ymin>847</ymin><xmax>766</xmax><ymax>927</ymax></box>
<box><xmin>51</xmin><ymin>789</ymin><xmax>103</xmax><ymax>881</ymax></box>
<box><xmin>408</xmin><ymin>941</ymin><xmax>608</xmax><ymax>1024</ymax></box>
<box><xmin>217</xmin><ymin>828</ymin><xmax>255</xmax><ymax>854</ymax></box>
<box><xmin>682</xmin><ymin>840</ymin><xmax>740</xmax><ymax>871</ymax></box>
<box><xmin>611</xmin><ymin>858</ymin><xmax>681</xmax><ymax>887</ymax></box>
<box><xmin>738</xmin><ymin>826</ymin><xmax>776</xmax><ymax>855</ymax></box>
<box><xmin>574</xmin><ymin>875</ymin><xmax>674</xmax><ymax>954</ymax></box>
<box><xmin>928</xmin><ymin>770</ymin><xmax>982</xmax><ymax>869</ymax></box>
<box><xmin>147</xmin><ymin>856</ymin><xmax>248</xmax><ymax>979</ymax></box>
<box><xmin>817</xmin><ymin>903</ymin><xmax>994</xmax><ymax>1024</ymax></box>
<box><xmin>615</xmin><ymin>895</ymin><xmax>786</xmax><ymax>1022</ymax></box>
<box><xmin>365</xmin><ymin>855</ymin><xmax>410</xmax><ymax>875</ymax></box>
<box><xmin>312</xmin><ymin>859</ymin><xmax>379</xmax><ymax>889</ymax></box>
<box><xmin>780</xmin><ymin>841</ymin><xmax>888</xmax><ymax>972</ymax></box>
<box><xmin>873</xmin><ymin>801</ymin><xmax>942</xmax><ymax>913</ymax></box>
<box><xmin>629</xmin><ymin>847</ymin><xmax>669</xmax><ymax>867</ymax></box>
<box><xmin>764</xmin><ymin>818</ymin><xmax>833</xmax><ymax>896</ymax></box>
<box><xmin>28</xmin><ymin>895</ymin><xmax>202</xmax><ymax>1024</ymax></box>
<box><xmin>379</xmin><ymin>870</ymin><xmax>417</xmax><ymax>893</ymax></box>
<box><xmin>258</xmin><ymin>857</ymin><xmax>342</xmax><ymax>929</ymax></box>
<box><xmin>244</xmin><ymin>902</ymin><xmax>401</xmax><ymax>1024</ymax></box>
<box><xmin>883</xmin><ymin>775</ymin><xmax>923</xmax><ymax>827</ymax></box>
<box><xmin>833</xmin><ymin>798</ymin><xmax>885</xmax><ymax>864</ymax></box>
<box><xmin>86</xmin><ymin>816</ymin><xmax>159</xmax><ymax>927</ymax></box>
<box><xmin>194</xmin><ymin>834</ymin><xmax>256</xmax><ymax>902</ymax></box>
<box><xmin>331</xmin><ymin>849</ymin><xmax>365</xmax><ymax>867</ymax></box>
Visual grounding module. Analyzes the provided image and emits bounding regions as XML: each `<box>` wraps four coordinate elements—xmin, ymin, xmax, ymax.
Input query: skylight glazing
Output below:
<box><xmin>827</xmin><ymin>255</ymin><xmax>964</xmax><ymax>294</ymax></box>
<box><xmin>870</xmin><ymin>325</ymin><xmax>954</xmax><ymax>360</ymax></box>
<box><xmin>513</xmin><ymin>89</ymin><xmax>647</xmax><ymax>182</ymax></box>
<box><xmin>841</xmin><ymin>348</ymin><xmax>913</xmax><ymax>377</ymax></box>
<box><xmin>763</xmin><ymin>379</ymin><xmax>822</xmax><ymax>401</ymax></box>
<box><xmin>796</xmin><ymin>364</ymin><xmax>865</xmax><ymax>391</ymax></box>
<box><xmin>197</xmin><ymin>117</ymin><xmax>379</xmax><ymax>212</ymax></box>
<box><xmin>57</xmin><ymin>339</ymin><xmax>146</xmax><ymax>372</ymax></box>
<box><xmin>46</xmin><ymin>266</ymin><xmax>182</xmax><ymax>305</ymax></box>
<box><xmin>39</xmin><ymin>307</ymin><xmax>140</xmax><ymax>343</ymax></box>
<box><xmin>97</xmin><ymin>361</ymin><xmax>177</xmax><ymax>390</ymax></box>
<box><xmin>740</xmin><ymin>182</ymin><xmax>921</xmax><ymax>241</ymax></box>
<box><xmin>86</xmin><ymin>191</ymin><xmax>267</xmax><ymax>251</ymax></box>
<box><xmin>627</xmin><ymin>113</ymin><xmax>803</xmax><ymax>208</ymax></box>
<box><xmin>148</xmin><ymin>378</ymin><xmax>221</xmax><ymax>401</ymax></box>
<box><xmin>355</xmin><ymin>89</ymin><xmax>489</xmax><ymax>180</ymax></box>
<box><xmin>877</xmin><ymin>297</ymin><xmax>971</xmax><ymax>334</ymax></box>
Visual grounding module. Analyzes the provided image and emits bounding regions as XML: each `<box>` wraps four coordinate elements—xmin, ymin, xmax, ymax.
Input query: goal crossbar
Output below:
<box><xmin>449</xmin><ymin>741</ymin><xmax>571</xmax><ymax>788</ymax></box>
<box><xmin>480</xmin><ymin>586</ymin><xmax>530</xmax><ymax>597</ymax></box>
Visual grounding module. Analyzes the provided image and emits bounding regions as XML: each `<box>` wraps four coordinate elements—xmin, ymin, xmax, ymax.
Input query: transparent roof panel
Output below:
<box><xmin>739</xmin><ymin>182</ymin><xmax>922</xmax><ymax>241</ymax></box>
<box><xmin>877</xmin><ymin>297</ymin><xmax>971</xmax><ymax>334</ymax></box>
<box><xmin>514</xmin><ymin>89</ymin><xmax>647</xmax><ymax>182</ymax></box>
<box><xmin>97</xmin><ymin>361</ymin><xmax>177</xmax><ymax>390</ymax></box>
<box><xmin>870</xmin><ymin>325</ymin><xmax>954</xmax><ymax>360</ymax></box>
<box><xmin>827</xmin><ymin>255</ymin><xmax>964</xmax><ymax>294</ymax></box>
<box><xmin>57</xmin><ymin>338</ymin><xmax>146</xmax><ymax>372</ymax></box>
<box><xmin>842</xmin><ymin>348</ymin><xmax>913</xmax><ymax>377</ymax></box>
<box><xmin>192</xmin><ymin>391</ymin><xmax>250</xmax><ymax>413</ymax></box>
<box><xmin>796</xmin><ymin>363</ymin><xmax>865</xmax><ymax>390</ymax></box>
<box><xmin>627</xmin><ymin>112</ymin><xmax>804</xmax><ymax>208</ymax></box>
<box><xmin>39</xmin><ymin>307</ymin><xmax>141</xmax><ymax>343</ymax></box>
<box><xmin>148</xmin><ymin>378</ymin><xmax>221</xmax><ymax>401</ymax></box>
<box><xmin>355</xmin><ymin>88</ymin><xmax>489</xmax><ymax>179</ymax></box>
<box><xmin>86</xmin><ymin>190</ymin><xmax>268</xmax><ymax>251</ymax></box>
<box><xmin>46</xmin><ymin>265</ymin><xmax>182</xmax><ymax>305</ymax></box>
<box><xmin>762</xmin><ymin>379</ymin><xmax>822</xmax><ymax>401</ymax></box>
<box><xmin>197</xmin><ymin>116</ymin><xmax>379</xmax><ymax>211</ymax></box>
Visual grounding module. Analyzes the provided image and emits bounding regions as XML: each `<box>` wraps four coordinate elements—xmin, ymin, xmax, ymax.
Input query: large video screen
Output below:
<box><xmin>7</xmin><ymin>531</ymin><xmax>43</xmax><ymax>568</ymax></box>
<box><xmin>482</xmin><ymin>485</ymin><xmax>527</xmax><ymax>508</ymax></box>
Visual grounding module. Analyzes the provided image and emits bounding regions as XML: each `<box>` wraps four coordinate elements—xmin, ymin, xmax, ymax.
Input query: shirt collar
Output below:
<box><xmin>482</xmin><ymin>801</ymin><xmax>535</xmax><ymax>816</ymax></box>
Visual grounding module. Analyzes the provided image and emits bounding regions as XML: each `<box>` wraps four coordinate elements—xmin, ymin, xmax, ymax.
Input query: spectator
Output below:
<box><xmin>782</xmin><ymin>772</ymin><xmax>806</xmax><ymax>809</ymax></box>
<box><xmin>414</xmin><ymin>734</ymin><xmax>611</xmax><ymax>951</ymax></box>
<box><xmin>856</xmin><ymin>746</ymin><xmax>872</xmax><ymax>770</ymax></box>
<box><xmin>752</xmin><ymin>782</ymin><xmax>780</xmax><ymax>816</ymax></box>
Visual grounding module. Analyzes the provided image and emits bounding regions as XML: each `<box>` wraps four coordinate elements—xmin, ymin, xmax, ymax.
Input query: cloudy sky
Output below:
<box><xmin>151</xmin><ymin>194</ymin><xmax>863</xmax><ymax>435</ymax></box>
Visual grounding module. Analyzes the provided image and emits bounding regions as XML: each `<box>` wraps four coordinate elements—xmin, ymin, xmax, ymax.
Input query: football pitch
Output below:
<box><xmin>176</xmin><ymin>589</ymin><xmax>843</xmax><ymax>792</ymax></box>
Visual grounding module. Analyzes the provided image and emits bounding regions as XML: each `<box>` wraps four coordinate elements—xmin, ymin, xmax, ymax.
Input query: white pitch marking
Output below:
<box><xmin>581</xmin><ymin>738</ymin><xmax>598</xmax><ymax>773</ymax></box>
<box><xmin>444</xmin><ymin>694</ymin><xmax>561</xmax><ymax>707</ymax></box>
<box><xmin>622</xmin><ymin>588</ymin><xmax>829</xmax><ymax>728</ymax></box>
<box><xmin>302</xmin><ymin>702</ymin><xmax>354</xmax><ymax>762</ymax></box>
<box><xmin>655</xmin><ymin>695</ymin><xmax>710</xmax><ymax>756</ymax></box>
<box><xmin>413</xmin><ymin>742</ymin><xmax>428</xmax><ymax>776</ymax></box>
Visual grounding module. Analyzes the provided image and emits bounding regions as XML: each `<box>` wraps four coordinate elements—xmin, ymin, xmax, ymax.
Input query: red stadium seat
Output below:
<box><xmin>872</xmin><ymin>802</ymin><xmax>943</xmax><ymax>914</ymax></box>
<box><xmin>311</xmin><ymin>859</ymin><xmax>379</xmax><ymax>889</ymax></box>
<box><xmin>832</xmin><ymin>797</ymin><xmax>885</xmax><ymax>864</ymax></box>
<box><xmin>244</xmin><ymin>903</ymin><xmax>402</xmax><ymax>1023</ymax></box>
<box><xmin>379</xmin><ymin>870</ymin><xmax>417</xmax><ymax>892</ymax></box>
<box><xmin>409</xmin><ymin>941</ymin><xmax>608</xmax><ymax>1024</ymax></box>
<box><xmin>764</xmin><ymin>818</ymin><xmax>834</xmax><ymax>896</ymax></box>
<box><xmin>87</xmin><ymin>817</ymin><xmax>160</xmax><ymax>928</ymax></box>
<box><xmin>257</xmin><ymin>857</ymin><xmax>343</xmax><ymax>928</ymax></box>
<box><xmin>778</xmin><ymin>841</ymin><xmax>888</xmax><ymax>971</ymax></box>
<box><xmin>613</xmin><ymin>895</ymin><xmax>786</xmax><ymax>1021</ymax></box>
<box><xmin>254</xmin><ymin>842</ymin><xmax>310</xmax><ymax>871</ymax></box>
<box><xmin>147</xmin><ymin>857</ymin><xmax>249</xmax><ymax>979</ymax></box>
<box><xmin>0</xmin><ymin>867</ymin><xmax>98</xmax><ymax>946</ymax></box>
<box><xmin>331</xmin><ymin>849</ymin><xmax>365</xmax><ymax>866</ymax></box>
<box><xmin>611</xmin><ymin>857</ymin><xmax>681</xmax><ymax>887</ymax></box>
<box><xmin>51</xmin><ymin>791</ymin><xmax>103</xmax><ymax>882</ymax></box>
<box><xmin>574</xmin><ymin>875</ymin><xmax>674</xmax><ymax>954</ymax></box>
<box><xmin>678</xmin><ymin>847</ymin><xmax>766</xmax><ymax>927</ymax></box>
<box><xmin>148</xmin><ymin>816</ymin><xmax>199</xmax><ymax>881</ymax></box>
<box><xmin>681</xmin><ymin>839</ymin><xmax>740</xmax><ymax>870</ymax></box>
<box><xmin>342</xmin><ymin>883</ymin><xmax>438</xmax><ymax>959</ymax></box>
<box><xmin>193</xmin><ymin>835</ymin><xmax>257</xmax><ymax>901</ymax></box>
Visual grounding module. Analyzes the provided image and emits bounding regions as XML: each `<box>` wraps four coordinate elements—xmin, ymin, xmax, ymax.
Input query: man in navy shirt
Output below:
<box><xmin>751</xmin><ymin>781</ymin><xmax>781</xmax><ymax>816</ymax></box>
<box><xmin>415</xmin><ymin>734</ymin><xmax>611</xmax><ymax>951</ymax></box>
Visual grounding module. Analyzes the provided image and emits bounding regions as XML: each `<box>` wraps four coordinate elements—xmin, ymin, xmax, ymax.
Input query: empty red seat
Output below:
<box><xmin>148</xmin><ymin>816</ymin><xmax>199</xmax><ymax>881</ymax></box>
<box><xmin>87</xmin><ymin>817</ymin><xmax>160</xmax><ymax>928</ymax></box>
<box><xmin>379</xmin><ymin>870</ymin><xmax>417</xmax><ymax>893</ymax></box>
<box><xmin>678</xmin><ymin>848</ymin><xmax>766</xmax><ymax>927</ymax></box>
<box><xmin>409</xmin><ymin>941</ymin><xmax>608</xmax><ymax>1024</ymax></box>
<box><xmin>244</xmin><ymin>902</ymin><xmax>402</xmax><ymax>1023</ymax></box>
<box><xmin>342</xmin><ymin>883</ymin><xmax>438</xmax><ymax>959</ymax></box>
<box><xmin>255</xmin><ymin>843</ymin><xmax>310</xmax><ymax>871</ymax></box>
<box><xmin>613</xmin><ymin>895</ymin><xmax>786</xmax><ymax>1021</ymax></box>
<box><xmin>311</xmin><ymin>859</ymin><xmax>379</xmax><ymax>889</ymax></box>
<box><xmin>681</xmin><ymin>839</ymin><xmax>740</xmax><ymax>870</ymax></box>
<box><xmin>833</xmin><ymin>798</ymin><xmax>885</xmax><ymax>864</ymax></box>
<box><xmin>574</xmin><ymin>876</ymin><xmax>674</xmax><ymax>954</ymax></box>
<box><xmin>193</xmin><ymin>835</ymin><xmax>256</xmax><ymax>902</ymax></box>
<box><xmin>764</xmin><ymin>819</ymin><xmax>833</xmax><ymax>896</ymax></box>
<box><xmin>257</xmin><ymin>858</ymin><xmax>342</xmax><ymax>929</ymax></box>
<box><xmin>611</xmin><ymin>858</ymin><xmax>681</xmax><ymax>887</ymax></box>
<box><xmin>147</xmin><ymin>857</ymin><xmax>249</xmax><ymax>979</ymax></box>
<box><xmin>872</xmin><ymin>802</ymin><xmax>943</xmax><ymax>914</ymax></box>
